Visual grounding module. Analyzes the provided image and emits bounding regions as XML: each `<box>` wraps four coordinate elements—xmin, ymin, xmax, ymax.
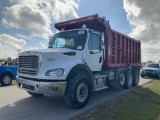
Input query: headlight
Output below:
<box><xmin>45</xmin><ymin>68</ymin><xmax>64</xmax><ymax>77</ymax></box>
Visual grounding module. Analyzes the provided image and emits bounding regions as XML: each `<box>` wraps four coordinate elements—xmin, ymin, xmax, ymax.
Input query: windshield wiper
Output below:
<box><xmin>48</xmin><ymin>45</ymin><xmax>76</xmax><ymax>50</ymax></box>
<box><xmin>60</xmin><ymin>45</ymin><xmax>71</xmax><ymax>47</ymax></box>
<box><xmin>60</xmin><ymin>45</ymin><xmax>76</xmax><ymax>50</ymax></box>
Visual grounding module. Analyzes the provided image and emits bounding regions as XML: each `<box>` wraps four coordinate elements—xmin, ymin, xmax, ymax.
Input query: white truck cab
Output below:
<box><xmin>16</xmin><ymin>28</ymin><xmax>105</xmax><ymax>108</ymax></box>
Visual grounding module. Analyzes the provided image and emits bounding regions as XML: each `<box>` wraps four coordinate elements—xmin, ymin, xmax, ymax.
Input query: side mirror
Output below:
<box><xmin>49</xmin><ymin>37</ymin><xmax>52</xmax><ymax>44</ymax></box>
<box><xmin>101</xmin><ymin>44</ymin><xmax>105</xmax><ymax>51</ymax></box>
<box><xmin>49</xmin><ymin>37</ymin><xmax>52</xmax><ymax>41</ymax></box>
<box><xmin>100</xmin><ymin>38</ymin><xmax>105</xmax><ymax>51</ymax></box>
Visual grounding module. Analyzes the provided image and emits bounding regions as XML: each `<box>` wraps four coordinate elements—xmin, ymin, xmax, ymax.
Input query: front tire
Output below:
<box><xmin>0</xmin><ymin>74</ymin><xmax>12</xmax><ymax>86</ymax></box>
<box><xmin>158</xmin><ymin>73</ymin><xmax>160</xmax><ymax>79</ymax></box>
<box><xmin>64</xmin><ymin>74</ymin><xmax>91</xmax><ymax>109</ymax></box>
<box><xmin>27</xmin><ymin>91</ymin><xmax>44</xmax><ymax>97</ymax></box>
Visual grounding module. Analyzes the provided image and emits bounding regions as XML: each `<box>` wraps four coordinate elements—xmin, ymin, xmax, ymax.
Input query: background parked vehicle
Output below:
<box><xmin>0</xmin><ymin>65</ymin><xmax>17</xmax><ymax>86</ymax></box>
<box><xmin>6</xmin><ymin>62</ymin><xmax>18</xmax><ymax>66</ymax></box>
<box><xmin>140</xmin><ymin>63</ymin><xmax>160</xmax><ymax>78</ymax></box>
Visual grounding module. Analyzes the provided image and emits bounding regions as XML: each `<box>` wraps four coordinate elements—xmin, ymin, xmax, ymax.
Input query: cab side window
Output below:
<box><xmin>88</xmin><ymin>33</ymin><xmax>100</xmax><ymax>50</ymax></box>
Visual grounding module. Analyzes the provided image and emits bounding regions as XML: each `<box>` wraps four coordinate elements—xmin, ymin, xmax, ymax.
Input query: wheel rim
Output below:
<box><xmin>3</xmin><ymin>76</ymin><xmax>11</xmax><ymax>85</ymax></box>
<box><xmin>76</xmin><ymin>82</ymin><xmax>88</xmax><ymax>103</ymax></box>
<box><xmin>119</xmin><ymin>72</ymin><xmax>125</xmax><ymax>85</ymax></box>
<box><xmin>128</xmin><ymin>73</ymin><xmax>133</xmax><ymax>85</ymax></box>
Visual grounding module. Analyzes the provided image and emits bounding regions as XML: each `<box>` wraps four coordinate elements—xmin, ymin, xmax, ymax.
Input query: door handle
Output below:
<box><xmin>90</xmin><ymin>51</ymin><xmax>100</xmax><ymax>54</ymax></box>
<box><xmin>90</xmin><ymin>51</ymin><xmax>94</xmax><ymax>54</ymax></box>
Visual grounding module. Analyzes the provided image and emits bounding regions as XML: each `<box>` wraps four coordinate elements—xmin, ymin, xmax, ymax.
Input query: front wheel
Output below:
<box><xmin>27</xmin><ymin>91</ymin><xmax>44</xmax><ymax>97</ymax></box>
<box><xmin>64</xmin><ymin>75</ymin><xmax>91</xmax><ymax>109</ymax></box>
<box><xmin>0</xmin><ymin>74</ymin><xmax>12</xmax><ymax>86</ymax></box>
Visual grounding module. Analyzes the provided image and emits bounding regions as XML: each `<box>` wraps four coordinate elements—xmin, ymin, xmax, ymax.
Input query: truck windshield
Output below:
<box><xmin>145</xmin><ymin>63</ymin><xmax>159</xmax><ymax>68</ymax></box>
<box><xmin>48</xmin><ymin>30</ymin><xmax>87</xmax><ymax>50</ymax></box>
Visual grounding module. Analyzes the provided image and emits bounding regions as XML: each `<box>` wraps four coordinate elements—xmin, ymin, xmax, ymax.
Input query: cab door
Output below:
<box><xmin>86</xmin><ymin>32</ymin><xmax>103</xmax><ymax>71</ymax></box>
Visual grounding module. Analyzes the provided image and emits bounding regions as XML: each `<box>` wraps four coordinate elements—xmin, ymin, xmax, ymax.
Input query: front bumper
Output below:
<box><xmin>140</xmin><ymin>71</ymin><xmax>159</xmax><ymax>76</ymax></box>
<box><xmin>16</xmin><ymin>76</ymin><xmax>67</xmax><ymax>95</ymax></box>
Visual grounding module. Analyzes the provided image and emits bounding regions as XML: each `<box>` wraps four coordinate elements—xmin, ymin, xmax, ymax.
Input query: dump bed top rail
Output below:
<box><xmin>55</xmin><ymin>14</ymin><xmax>105</xmax><ymax>32</ymax></box>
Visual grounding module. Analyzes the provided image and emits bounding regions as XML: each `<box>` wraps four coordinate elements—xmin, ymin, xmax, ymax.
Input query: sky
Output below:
<box><xmin>0</xmin><ymin>0</ymin><xmax>160</xmax><ymax>62</ymax></box>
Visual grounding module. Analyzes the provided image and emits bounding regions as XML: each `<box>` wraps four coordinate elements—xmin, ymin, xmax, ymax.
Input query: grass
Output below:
<box><xmin>12</xmin><ymin>80</ymin><xmax>16</xmax><ymax>85</ymax></box>
<box><xmin>0</xmin><ymin>80</ymin><xmax>16</xmax><ymax>87</ymax></box>
<box><xmin>73</xmin><ymin>80</ymin><xmax>160</xmax><ymax>120</ymax></box>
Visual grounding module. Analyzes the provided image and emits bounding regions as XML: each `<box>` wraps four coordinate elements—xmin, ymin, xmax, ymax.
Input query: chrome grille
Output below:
<box><xmin>18</xmin><ymin>55</ymin><xmax>39</xmax><ymax>75</ymax></box>
<box><xmin>146</xmin><ymin>69</ymin><xmax>153</xmax><ymax>72</ymax></box>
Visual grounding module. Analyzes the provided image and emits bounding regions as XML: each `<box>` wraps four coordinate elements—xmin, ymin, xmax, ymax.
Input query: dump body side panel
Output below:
<box><xmin>103</xmin><ymin>27</ymin><xmax>141</xmax><ymax>68</ymax></box>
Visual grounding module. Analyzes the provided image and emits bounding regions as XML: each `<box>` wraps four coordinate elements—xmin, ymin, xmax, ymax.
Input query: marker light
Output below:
<box><xmin>82</xmin><ymin>24</ymin><xmax>87</xmax><ymax>28</ymax></box>
<box><xmin>61</xmin><ymin>28</ymin><xmax>65</xmax><ymax>31</ymax></box>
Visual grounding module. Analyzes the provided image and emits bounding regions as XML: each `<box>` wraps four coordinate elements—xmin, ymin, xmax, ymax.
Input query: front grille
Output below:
<box><xmin>146</xmin><ymin>72</ymin><xmax>153</xmax><ymax>75</ymax></box>
<box><xmin>146</xmin><ymin>69</ymin><xmax>153</xmax><ymax>72</ymax></box>
<box><xmin>18</xmin><ymin>55</ymin><xmax>39</xmax><ymax>75</ymax></box>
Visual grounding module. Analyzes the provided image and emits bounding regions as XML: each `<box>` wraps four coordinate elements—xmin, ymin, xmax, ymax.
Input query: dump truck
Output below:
<box><xmin>16</xmin><ymin>14</ymin><xmax>141</xmax><ymax>109</ymax></box>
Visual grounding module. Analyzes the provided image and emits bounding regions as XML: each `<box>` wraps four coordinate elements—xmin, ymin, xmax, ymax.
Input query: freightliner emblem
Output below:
<box><xmin>48</xmin><ymin>58</ymin><xmax>55</xmax><ymax>62</ymax></box>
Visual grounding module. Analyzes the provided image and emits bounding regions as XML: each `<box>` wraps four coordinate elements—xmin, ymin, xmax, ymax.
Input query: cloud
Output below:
<box><xmin>123</xmin><ymin>0</ymin><xmax>160</xmax><ymax>62</ymax></box>
<box><xmin>0</xmin><ymin>34</ymin><xmax>26</xmax><ymax>58</ymax></box>
<box><xmin>2</xmin><ymin>3</ymin><xmax>52</xmax><ymax>38</ymax></box>
<box><xmin>16</xmin><ymin>33</ymin><xmax>33</xmax><ymax>40</ymax></box>
<box><xmin>2</xmin><ymin>0</ymin><xmax>80</xmax><ymax>38</ymax></box>
<box><xmin>40</xmin><ymin>42</ymin><xmax>47</xmax><ymax>48</ymax></box>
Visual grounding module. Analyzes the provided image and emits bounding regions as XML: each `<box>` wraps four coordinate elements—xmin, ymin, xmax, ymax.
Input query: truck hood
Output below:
<box><xmin>19</xmin><ymin>48</ymin><xmax>83</xmax><ymax>65</ymax></box>
<box><xmin>20</xmin><ymin>48</ymin><xmax>80</xmax><ymax>55</ymax></box>
<box><xmin>19</xmin><ymin>48</ymin><xmax>83</xmax><ymax>78</ymax></box>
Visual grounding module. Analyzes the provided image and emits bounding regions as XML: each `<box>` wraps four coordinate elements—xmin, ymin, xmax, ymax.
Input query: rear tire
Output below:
<box><xmin>158</xmin><ymin>73</ymin><xmax>160</xmax><ymax>79</ymax></box>
<box><xmin>125</xmin><ymin>70</ymin><xmax>133</xmax><ymax>89</ymax></box>
<box><xmin>64</xmin><ymin>74</ymin><xmax>91</xmax><ymax>109</ymax></box>
<box><xmin>27</xmin><ymin>91</ymin><xmax>44</xmax><ymax>97</ymax></box>
<box><xmin>111</xmin><ymin>69</ymin><xmax>126</xmax><ymax>89</ymax></box>
<box><xmin>0</xmin><ymin>74</ymin><xmax>12</xmax><ymax>86</ymax></box>
<box><xmin>133</xmin><ymin>69</ymin><xmax>140</xmax><ymax>86</ymax></box>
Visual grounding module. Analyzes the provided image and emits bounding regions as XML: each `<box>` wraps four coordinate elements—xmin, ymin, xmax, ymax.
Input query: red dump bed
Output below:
<box><xmin>55</xmin><ymin>14</ymin><xmax>141</xmax><ymax>68</ymax></box>
<box><xmin>105</xmin><ymin>29</ymin><xmax>141</xmax><ymax>68</ymax></box>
